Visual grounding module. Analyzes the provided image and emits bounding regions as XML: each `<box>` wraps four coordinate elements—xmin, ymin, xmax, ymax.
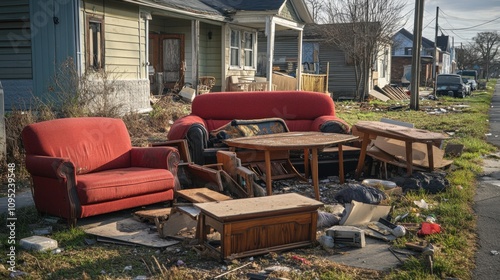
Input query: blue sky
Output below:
<box><xmin>403</xmin><ymin>0</ymin><xmax>500</xmax><ymax>46</ymax></box>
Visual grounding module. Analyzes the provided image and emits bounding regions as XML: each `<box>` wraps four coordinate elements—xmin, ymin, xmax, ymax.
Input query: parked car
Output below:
<box><xmin>467</xmin><ymin>78</ymin><xmax>478</xmax><ymax>91</ymax></box>
<box><xmin>457</xmin><ymin>70</ymin><xmax>478</xmax><ymax>91</ymax></box>
<box><xmin>461</xmin><ymin>77</ymin><xmax>472</xmax><ymax>96</ymax></box>
<box><xmin>435</xmin><ymin>74</ymin><xmax>468</xmax><ymax>98</ymax></box>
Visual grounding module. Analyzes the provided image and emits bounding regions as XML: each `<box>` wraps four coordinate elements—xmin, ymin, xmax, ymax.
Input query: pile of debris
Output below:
<box><xmin>372</xmin><ymin>85</ymin><xmax>409</xmax><ymax>101</ymax></box>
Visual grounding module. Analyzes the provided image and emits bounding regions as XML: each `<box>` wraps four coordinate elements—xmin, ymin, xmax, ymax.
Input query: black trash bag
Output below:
<box><xmin>390</xmin><ymin>171</ymin><xmax>449</xmax><ymax>194</ymax></box>
<box><xmin>334</xmin><ymin>184</ymin><xmax>387</xmax><ymax>204</ymax></box>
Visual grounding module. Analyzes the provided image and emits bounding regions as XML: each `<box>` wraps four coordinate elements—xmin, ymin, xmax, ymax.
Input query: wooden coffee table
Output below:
<box><xmin>195</xmin><ymin>193</ymin><xmax>323</xmax><ymax>259</ymax></box>
<box><xmin>224</xmin><ymin>132</ymin><xmax>358</xmax><ymax>200</ymax></box>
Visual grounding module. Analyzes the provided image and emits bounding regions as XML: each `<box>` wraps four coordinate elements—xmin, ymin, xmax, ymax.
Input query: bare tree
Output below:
<box><xmin>316</xmin><ymin>0</ymin><xmax>407</xmax><ymax>100</ymax></box>
<box><xmin>456</xmin><ymin>43</ymin><xmax>480</xmax><ymax>71</ymax></box>
<box><xmin>304</xmin><ymin>0</ymin><xmax>326</xmax><ymax>23</ymax></box>
<box><xmin>473</xmin><ymin>31</ymin><xmax>500</xmax><ymax>81</ymax></box>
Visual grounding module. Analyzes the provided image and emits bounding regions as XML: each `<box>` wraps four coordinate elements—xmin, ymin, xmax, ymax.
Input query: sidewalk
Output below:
<box><xmin>0</xmin><ymin>187</ymin><xmax>34</xmax><ymax>214</ymax></box>
<box><xmin>474</xmin><ymin>80</ymin><xmax>500</xmax><ymax>279</ymax></box>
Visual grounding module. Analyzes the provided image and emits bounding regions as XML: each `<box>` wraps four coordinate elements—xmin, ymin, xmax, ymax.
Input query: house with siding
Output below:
<box><xmin>261</xmin><ymin>24</ymin><xmax>392</xmax><ymax>100</ymax></box>
<box><xmin>391</xmin><ymin>28</ymin><xmax>435</xmax><ymax>86</ymax></box>
<box><xmin>0</xmin><ymin>0</ymin><xmax>312</xmax><ymax>112</ymax></box>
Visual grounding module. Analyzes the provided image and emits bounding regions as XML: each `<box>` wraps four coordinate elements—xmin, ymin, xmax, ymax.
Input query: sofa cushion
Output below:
<box><xmin>22</xmin><ymin>117</ymin><xmax>132</xmax><ymax>174</ymax></box>
<box><xmin>76</xmin><ymin>167</ymin><xmax>175</xmax><ymax>204</ymax></box>
<box><xmin>209</xmin><ymin>118</ymin><xmax>289</xmax><ymax>147</ymax></box>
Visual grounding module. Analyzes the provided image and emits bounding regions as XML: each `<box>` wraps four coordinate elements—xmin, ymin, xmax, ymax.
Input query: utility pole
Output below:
<box><xmin>410</xmin><ymin>0</ymin><xmax>424</xmax><ymax>110</ymax></box>
<box><xmin>432</xmin><ymin>7</ymin><xmax>439</xmax><ymax>81</ymax></box>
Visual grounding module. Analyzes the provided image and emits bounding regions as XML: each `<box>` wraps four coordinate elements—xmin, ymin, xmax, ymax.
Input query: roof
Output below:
<box><xmin>132</xmin><ymin>0</ymin><xmax>293</xmax><ymax>16</ymax></box>
<box><xmin>201</xmin><ymin>0</ymin><xmax>286</xmax><ymax>13</ymax></box>
<box><xmin>436</xmin><ymin>35</ymin><xmax>450</xmax><ymax>52</ymax></box>
<box><xmin>395</xmin><ymin>28</ymin><xmax>434</xmax><ymax>49</ymax></box>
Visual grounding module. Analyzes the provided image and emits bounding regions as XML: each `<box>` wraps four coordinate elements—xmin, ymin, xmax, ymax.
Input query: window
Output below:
<box><xmin>87</xmin><ymin>17</ymin><xmax>104</xmax><ymax>70</ymax></box>
<box><xmin>243</xmin><ymin>32</ymin><xmax>254</xmax><ymax>67</ymax></box>
<box><xmin>230</xmin><ymin>29</ymin><xmax>240</xmax><ymax>67</ymax></box>
<box><xmin>405</xmin><ymin>47</ymin><xmax>413</xmax><ymax>56</ymax></box>
<box><xmin>230</xmin><ymin>29</ymin><xmax>256</xmax><ymax>69</ymax></box>
<box><xmin>382</xmin><ymin>49</ymin><xmax>388</xmax><ymax>78</ymax></box>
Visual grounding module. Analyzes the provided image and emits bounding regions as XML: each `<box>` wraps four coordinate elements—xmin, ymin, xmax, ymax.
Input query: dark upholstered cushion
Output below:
<box><xmin>209</xmin><ymin>118</ymin><xmax>289</xmax><ymax>147</ymax></box>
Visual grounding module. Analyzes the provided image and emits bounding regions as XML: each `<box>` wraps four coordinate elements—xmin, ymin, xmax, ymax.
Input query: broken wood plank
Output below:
<box><xmin>176</xmin><ymin>188</ymin><xmax>232</xmax><ymax>203</ymax></box>
<box><xmin>134</xmin><ymin>208</ymin><xmax>172</xmax><ymax>223</ymax></box>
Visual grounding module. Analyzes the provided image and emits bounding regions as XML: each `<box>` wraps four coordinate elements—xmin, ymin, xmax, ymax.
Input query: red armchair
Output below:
<box><xmin>22</xmin><ymin>117</ymin><xmax>180</xmax><ymax>226</ymax></box>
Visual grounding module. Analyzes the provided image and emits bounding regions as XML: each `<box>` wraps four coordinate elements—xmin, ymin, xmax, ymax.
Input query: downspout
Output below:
<box><xmin>140</xmin><ymin>12</ymin><xmax>152</xmax><ymax>79</ymax></box>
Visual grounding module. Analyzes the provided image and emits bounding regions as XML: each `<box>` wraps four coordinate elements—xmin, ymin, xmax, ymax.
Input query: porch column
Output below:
<box><xmin>192</xmin><ymin>20</ymin><xmax>200</xmax><ymax>92</ymax></box>
<box><xmin>266</xmin><ymin>16</ymin><xmax>275</xmax><ymax>91</ymax></box>
<box><xmin>297</xmin><ymin>29</ymin><xmax>303</xmax><ymax>90</ymax></box>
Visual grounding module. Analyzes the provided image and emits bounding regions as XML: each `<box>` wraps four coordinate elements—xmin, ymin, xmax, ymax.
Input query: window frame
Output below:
<box><xmin>229</xmin><ymin>28</ymin><xmax>257</xmax><ymax>70</ymax></box>
<box><xmin>243</xmin><ymin>31</ymin><xmax>255</xmax><ymax>69</ymax></box>
<box><xmin>229</xmin><ymin>29</ymin><xmax>241</xmax><ymax>68</ymax></box>
<box><xmin>404</xmin><ymin>47</ymin><xmax>413</xmax><ymax>56</ymax></box>
<box><xmin>86</xmin><ymin>16</ymin><xmax>105</xmax><ymax>71</ymax></box>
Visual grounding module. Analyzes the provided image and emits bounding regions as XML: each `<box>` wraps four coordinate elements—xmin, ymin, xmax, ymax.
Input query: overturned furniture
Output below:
<box><xmin>22</xmin><ymin>117</ymin><xmax>180</xmax><ymax>226</ymax></box>
<box><xmin>352</xmin><ymin>121</ymin><xmax>451</xmax><ymax>179</ymax></box>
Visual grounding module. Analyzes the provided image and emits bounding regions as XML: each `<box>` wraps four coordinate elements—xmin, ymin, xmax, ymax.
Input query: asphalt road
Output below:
<box><xmin>474</xmin><ymin>80</ymin><xmax>500</xmax><ymax>279</ymax></box>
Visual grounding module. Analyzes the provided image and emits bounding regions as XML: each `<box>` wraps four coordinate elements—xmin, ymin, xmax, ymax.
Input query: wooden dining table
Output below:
<box><xmin>224</xmin><ymin>132</ymin><xmax>358</xmax><ymax>200</ymax></box>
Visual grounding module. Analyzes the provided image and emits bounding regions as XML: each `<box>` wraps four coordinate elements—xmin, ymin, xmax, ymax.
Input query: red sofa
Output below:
<box><xmin>22</xmin><ymin>117</ymin><xmax>180</xmax><ymax>226</ymax></box>
<box><xmin>167</xmin><ymin>91</ymin><xmax>351</xmax><ymax>164</ymax></box>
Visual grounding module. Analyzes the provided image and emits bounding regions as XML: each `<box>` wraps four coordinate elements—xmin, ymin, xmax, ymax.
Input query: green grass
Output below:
<box><xmin>1</xmin><ymin>80</ymin><xmax>497</xmax><ymax>279</ymax></box>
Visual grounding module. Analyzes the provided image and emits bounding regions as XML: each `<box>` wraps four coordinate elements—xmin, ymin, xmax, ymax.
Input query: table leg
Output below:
<box><xmin>426</xmin><ymin>142</ymin><xmax>435</xmax><ymax>171</ymax></box>
<box><xmin>405</xmin><ymin>140</ymin><xmax>413</xmax><ymax>176</ymax></box>
<box><xmin>264</xmin><ymin>150</ymin><xmax>273</xmax><ymax>196</ymax></box>
<box><xmin>338</xmin><ymin>144</ymin><xmax>345</xmax><ymax>184</ymax></box>
<box><xmin>355</xmin><ymin>133</ymin><xmax>370</xmax><ymax>180</ymax></box>
<box><xmin>197</xmin><ymin>213</ymin><xmax>206</xmax><ymax>244</ymax></box>
<box><xmin>311</xmin><ymin>148</ymin><xmax>320</xmax><ymax>200</ymax></box>
<box><xmin>303</xmin><ymin>148</ymin><xmax>310</xmax><ymax>179</ymax></box>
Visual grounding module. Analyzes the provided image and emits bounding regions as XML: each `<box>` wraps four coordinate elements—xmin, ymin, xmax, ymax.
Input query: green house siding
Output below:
<box><xmin>0</xmin><ymin>0</ymin><xmax>32</xmax><ymax>79</ymax></box>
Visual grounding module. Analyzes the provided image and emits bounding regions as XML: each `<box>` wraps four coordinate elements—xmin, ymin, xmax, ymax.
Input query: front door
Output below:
<box><xmin>149</xmin><ymin>34</ymin><xmax>185</xmax><ymax>92</ymax></box>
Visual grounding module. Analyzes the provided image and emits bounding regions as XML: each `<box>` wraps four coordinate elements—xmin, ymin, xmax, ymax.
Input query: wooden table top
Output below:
<box><xmin>353</xmin><ymin>121</ymin><xmax>449</xmax><ymax>141</ymax></box>
<box><xmin>195</xmin><ymin>193</ymin><xmax>323</xmax><ymax>222</ymax></box>
<box><xmin>224</xmin><ymin>132</ymin><xmax>358</xmax><ymax>151</ymax></box>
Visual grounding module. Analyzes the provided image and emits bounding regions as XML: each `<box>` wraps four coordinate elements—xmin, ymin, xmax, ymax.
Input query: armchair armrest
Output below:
<box><xmin>312</xmin><ymin>116</ymin><xmax>351</xmax><ymax>134</ymax></box>
<box><xmin>130</xmin><ymin>146</ymin><xmax>180</xmax><ymax>170</ymax></box>
<box><xmin>25</xmin><ymin>155</ymin><xmax>80</xmax><ymax>226</ymax></box>
<box><xmin>167</xmin><ymin>115</ymin><xmax>207</xmax><ymax>140</ymax></box>
<box><xmin>25</xmin><ymin>155</ymin><xmax>74</xmax><ymax>179</ymax></box>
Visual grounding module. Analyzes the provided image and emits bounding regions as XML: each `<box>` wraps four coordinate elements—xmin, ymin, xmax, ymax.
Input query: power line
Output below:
<box><xmin>441</xmin><ymin>15</ymin><xmax>500</xmax><ymax>31</ymax></box>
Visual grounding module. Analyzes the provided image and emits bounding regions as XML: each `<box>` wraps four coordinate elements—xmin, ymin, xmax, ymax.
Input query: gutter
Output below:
<box><xmin>121</xmin><ymin>0</ymin><xmax>227</xmax><ymax>22</ymax></box>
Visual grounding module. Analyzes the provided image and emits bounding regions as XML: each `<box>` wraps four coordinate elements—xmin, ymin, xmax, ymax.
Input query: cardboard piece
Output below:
<box><xmin>373</xmin><ymin>137</ymin><xmax>452</xmax><ymax>169</ymax></box>
<box><xmin>179</xmin><ymin>87</ymin><xmax>196</xmax><ymax>102</ymax></box>
<box><xmin>158</xmin><ymin>211</ymin><xmax>198</xmax><ymax>238</ymax></box>
<box><xmin>84</xmin><ymin>218</ymin><xmax>179</xmax><ymax>248</ymax></box>
<box><xmin>339</xmin><ymin>200</ymin><xmax>392</xmax><ymax>226</ymax></box>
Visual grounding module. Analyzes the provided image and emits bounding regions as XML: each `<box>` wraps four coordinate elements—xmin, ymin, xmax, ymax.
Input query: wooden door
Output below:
<box><xmin>149</xmin><ymin>34</ymin><xmax>185</xmax><ymax>92</ymax></box>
